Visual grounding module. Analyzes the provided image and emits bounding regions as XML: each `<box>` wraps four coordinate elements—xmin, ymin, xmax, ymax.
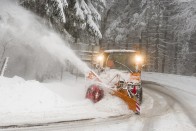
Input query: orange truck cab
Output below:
<box><xmin>96</xmin><ymin>50</ymin><xmax>143</xmax><ymax>104</ymax></box>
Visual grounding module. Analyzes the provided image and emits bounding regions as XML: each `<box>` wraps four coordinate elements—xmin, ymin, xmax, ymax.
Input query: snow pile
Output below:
<box><xmin>0</xmin><ymin>74</ymin><xmax>131</xmax><ymax>126</ymax></box>
<box><xmin>95</xmin><ymin>93</ymin><xmax>130</xmax><ymax>114</ymax></box>
<box><xmin>0</xmin><ymin>76</ymin><xmax>67</xmax><ymax>112</ymax></box>
<box><xmin>45</xmin><ymin>73</ymin><xmax>131</xmax><ymax>116</ymax></box>
<box><xmin>142</xmin><ymin>72</ymin><xmax>196</xmax><ymax>93</ymax></box>
<box><xmin>0</xmin><ymin>76</ymin><xmax>68</xmax><ymax>126</ymax></box>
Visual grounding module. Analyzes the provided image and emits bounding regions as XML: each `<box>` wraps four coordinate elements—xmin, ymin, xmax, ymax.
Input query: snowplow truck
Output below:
<box><xmin>86</xmin><ymin>50</ymin><xmax>143</xmax><ymax>114</ymax></box>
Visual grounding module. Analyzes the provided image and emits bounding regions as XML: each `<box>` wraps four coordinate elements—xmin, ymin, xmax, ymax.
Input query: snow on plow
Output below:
<box><xmin>85</xmin><ymin>70</ymin><xmax>140</xmax><ymax>114</ymax></box>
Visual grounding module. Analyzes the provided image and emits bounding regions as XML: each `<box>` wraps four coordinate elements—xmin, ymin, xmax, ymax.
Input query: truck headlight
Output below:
<box><xmin>97</xmin><ymin>55</ymin><xmax>104</xmax><ymax>62</ymax></box>
<box><xmin>135</xmin><ymin>55</ymin><xmax>143</xmax><ymax>64</ymax></box>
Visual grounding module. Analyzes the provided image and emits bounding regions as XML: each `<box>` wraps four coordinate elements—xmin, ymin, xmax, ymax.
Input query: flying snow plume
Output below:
<box><xmin>0</xmin><ymin>0</ymin><xmax>90</xmax><ymax>76</ymax></box>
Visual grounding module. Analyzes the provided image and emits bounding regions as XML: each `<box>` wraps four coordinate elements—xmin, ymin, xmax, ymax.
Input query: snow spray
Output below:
<box><xmin>0</xmin><ymin>0</ymin><xmax>91</xmax><ymax>74</ymax></box>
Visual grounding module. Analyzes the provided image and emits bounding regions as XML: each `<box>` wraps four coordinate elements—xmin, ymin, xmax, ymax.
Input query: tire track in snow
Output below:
<box><xmin>141</xmin><ymin>81</ymin><xmax>196</xmax><ymax>131</ymax></box>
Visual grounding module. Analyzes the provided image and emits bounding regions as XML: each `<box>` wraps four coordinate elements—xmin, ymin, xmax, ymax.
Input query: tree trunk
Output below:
<box><xmin>155</xmin><ymin>24</ymin><xmax>160</xmax><ymax>72</ymax></box>
<box><xmin>161</xmin><ymin>20</ymin><xmax>168</xmax><ymax>73</ymax></box>
<box><xmin>154</xmin><ymin>3</ymin><xmax>161</xmax><ymax>72</ymax></box>
<box><xmin>174</xmin><ymin>43</ymin><xmax>178</xmax><ymax>74</ymax></box>
<box><xmin>99</xmin><ymin>9</ymin><xmax>111</xmax><ymax>48</ymax></box>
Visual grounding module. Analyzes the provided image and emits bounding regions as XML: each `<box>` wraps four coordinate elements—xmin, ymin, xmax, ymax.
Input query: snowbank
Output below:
<box><xmin>0</xmin><ymin>76</ymin><xmax>66</xmax><ymax>112</ymax></box>
<box><xmin>0</xmin><ymin>76</ymin><xmax>67</xmax><ymax>126</ymax></box>
<box><xmin>0</xmin><ymin>74</ymin><xmax>130</xmax><ymax>126</ymax></box>
<box><xmin>142</xmin><ymin>72</ymin><xmax>196</xmax><ymax>93</ymax></box>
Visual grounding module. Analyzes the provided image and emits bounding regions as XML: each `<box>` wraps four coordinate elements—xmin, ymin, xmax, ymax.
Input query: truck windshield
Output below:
<box><xmin>105</xmin><ymin>52</ymin><xmax>136</xmax><ymax>72</ymax></box>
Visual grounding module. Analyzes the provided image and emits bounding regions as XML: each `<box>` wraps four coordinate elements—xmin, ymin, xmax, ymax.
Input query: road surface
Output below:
<box><xmin>1</xmin><ymin>81</ymin><xmax>196</xmax><ymax>131</ymax></box>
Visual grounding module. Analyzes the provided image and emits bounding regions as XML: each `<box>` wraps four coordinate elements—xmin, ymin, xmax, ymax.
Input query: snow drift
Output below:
<box><xmin>0</xmin><ymin>74</ymin><xmax>131</xmax><ymax>126</ymax></box>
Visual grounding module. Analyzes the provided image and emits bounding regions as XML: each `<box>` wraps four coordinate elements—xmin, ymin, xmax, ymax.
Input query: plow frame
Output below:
<box><xmin>85</xmin><ymin>71</ymin><xmax>141</xmax><ymax>114</ymax></box>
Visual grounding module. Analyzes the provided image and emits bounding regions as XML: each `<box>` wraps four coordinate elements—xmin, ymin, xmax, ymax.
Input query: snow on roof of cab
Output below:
<box><xmin>104</xmin><ymin>49</ymin><xmax>136</xmax><ymax>53</ymax></box>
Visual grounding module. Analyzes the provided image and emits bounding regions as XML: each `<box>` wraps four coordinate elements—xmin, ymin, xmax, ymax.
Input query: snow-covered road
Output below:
<box><xmin>141</xmin><ymin>81</ymin><xmax>196</xmax><ymax>131</ymax></box>
<box><xmin>2</xmin><ymin>80</ymin><xmax>196</xmax><ymax>131</ymax></box>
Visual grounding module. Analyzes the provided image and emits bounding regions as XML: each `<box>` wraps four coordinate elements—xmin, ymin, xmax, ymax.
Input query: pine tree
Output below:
<box><xmin>20</xmin><ymin>0</ymin><xmax>105</xmax><ymax>43</ymax></box>
<box><xmin>171</xmin><ymin>0</ymin><xmax>196</xmax><ymax>75</ymax></box>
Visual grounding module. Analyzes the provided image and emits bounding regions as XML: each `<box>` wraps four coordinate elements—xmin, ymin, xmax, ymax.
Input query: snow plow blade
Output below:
<box><xmin>111</xmin><ymin>90</ymin><xmax>140</xmax><ymax>114</ymax></box>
